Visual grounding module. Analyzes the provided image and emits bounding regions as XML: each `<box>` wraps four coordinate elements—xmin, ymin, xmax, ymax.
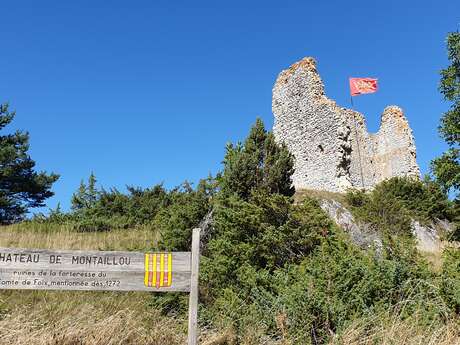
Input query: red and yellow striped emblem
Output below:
<box><xmin>144</xmin><ymin>253</ymin><xmax>172</xmax><ymax>288</ymax></box>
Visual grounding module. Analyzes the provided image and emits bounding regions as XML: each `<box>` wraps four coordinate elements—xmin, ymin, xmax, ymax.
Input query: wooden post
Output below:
<box><xmin>187</xmin><ymin>228</ymin><xmax>201</xmax><ymax>345</ymax></box>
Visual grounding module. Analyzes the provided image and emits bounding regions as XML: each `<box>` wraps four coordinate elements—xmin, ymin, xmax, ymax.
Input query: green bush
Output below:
<box><xmin>345</xmin><ymin>176</ymin><xmax>454</xmax><ymax>236</ymax></box>
<box><xmin>448</xmin><ymin>199</ymin><xmax>460</xmax><ymax>241</ymax></box>
<box><xmin>201</xmin><ymin>210</ymin><xmax>452</xmax><ymax>344</ymax></box>
<box><xmin>374</xmin><ymin>176</ymin><xmax>452</xmax><ymax>222</ymax></box>
<box><xmin>219</xmin><ymin>118</ymin><xmax>295</xmax><ymax>200</ymax></box>
<box><xmin>275</xmin><ymin>238</ymin><xmax>451</xmax><ymax>344</ymax></box>
<box><xmin>156</xmin><ymin>122</ymin><xmax>458</xmax><ymax>344</ymax></box>
<box><xmin>441</xmin><ymin>248</ymin><xmax>460</xmax><ymax>313</ymax></box>
<box><xmin>68</xmin><ymin>174</ymin><xmax>173</xmax><ymax>231</ymax></box>
<box><xmin>345</xmin><ymin>187</ymin><xmax>412</xmax><ymax>236</ymax></box>
<box><xmin>38</xmin><ymin>173</ymin><xmax>213</xmax><ymax>233</ymax></box>
<box><xmin>156</xmin><ymin>178</ymin><xmax>216</xmax><ymax>251</ymax></box>
<box><xmin>201</xmin><ymin>194</ymin><xmax>330</xmax><ymax>297</ymax></box>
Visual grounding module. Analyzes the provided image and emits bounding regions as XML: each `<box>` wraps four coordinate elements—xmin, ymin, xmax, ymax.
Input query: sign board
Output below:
<box><xmin>0</xmin><ymin>249</ymin><xmax>191</xmax><ymax>292</ymax></box>
<box><xmin>0</xmin><ymin>228</ymin><xmax>201</xmax><ymax>345</ymax></box>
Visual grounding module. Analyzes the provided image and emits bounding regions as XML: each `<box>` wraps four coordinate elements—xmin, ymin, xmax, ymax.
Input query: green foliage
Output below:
<box><xmin>382</xmin><ymin>176</ymin><xmax>452</xmax><ymax>221</ymax></box>
<box><xmin>153</xmin><ymin>120</ymin><xmax>299</xmax><ymax>316</ymax></box>
<box><xmin>0</xmin><ymin>103</ymin><xmax>59</xmax><ymax>224</ymax></box>
<box><xmin>432</xmin><ymin>149</ymin><xmax>460</xmax><ymax>194</ymax></box>
<box><xmin>273</xmin><ymin>239</ymin><xmax>449</xmax><ymax>344</ymax></box>
<box><xmin>199</xmin><ymin>194</ymin><xmax>334</xmax><ymax>341</ymax></box>
<box><xmin>64</xmin><ymin>174</ymin><xmax>216</xmax><ymax>233</ymax></box>
<box><xmin>345</xmin><ymin>187</ymin><xmax>412</xmax><ymax>236</ymax></box>
<box><xmin>156</xmin><ymin>178</ymin><xmax>216</xmax><ymax>251</ymax></box>
<box><xmin>53</xmin><ymin>118</ymin><xmax>454</xmax><ymax>344</ymax></box>
<box><xmin>201</xmin><ymin>194</ymin><xmax>330</xmax><ymax>297</ymax></box>
<box><xmin>345</xmin><ymin>177</ymin><xmax>453</xmax><ymax>236</ymax></box>
<box><xmin>59</xmin><ymin>174</ymin><xmax>170</xmax><ymax>231</ymax></box>
<box><xmin>449</xmin><ymin>199</ymin><xmax>460</xmax><ymax>241</ymax></box>
<box><xmin>219</xmin><ymin>118</ymin><xmax>295</xmax><ymax>200</ymax></box>
<box><xmin>439</xmin><ymin>33</ymin><xmax>460</xmax><ymax>112</ymax></box>
<box><xmin>88</xmin><ymin>189</ymin><xmax>165</xmax><ymax>231</ymax></box>
<box><xmin>440</xmin><ymin>248</ymin><xmax>460</xmax><ymax>313</ymax></box>
<box><xmin>156</xmin><ymin>118</ymin><xmax>295</xmax><ymax>252</ymax></box>
<box><xmin>197</xmin><ymin>175</ymin><xmax>454</xmax><ymax>344</ymax></box>
<box><xmin>44</xmin><ymin>203</ymin><xmax>69</xmax><ymax>224</ymax></box>
<box><xmin>71</xmin><ymin>172</ymin><xmax>99</xmax><ymax>211</ymax></box>
<box><xmin>432</xmin><ymin>32</ymin><xmax>460</xmax><ymax>197</ymax></box>
<box><xmin>201</xmin><ymin>206</ymin><xmax>453</xmax><ymax>344</ymax></box>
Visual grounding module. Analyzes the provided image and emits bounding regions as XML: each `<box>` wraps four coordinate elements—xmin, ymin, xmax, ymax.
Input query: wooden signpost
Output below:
<box><xmin>0</xmin><ymin>227</ymin><xmax>201</xmax><ymax>345</ymax></box>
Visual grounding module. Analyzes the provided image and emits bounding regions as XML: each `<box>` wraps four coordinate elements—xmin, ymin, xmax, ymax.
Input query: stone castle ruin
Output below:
<box><xmin>273</xmin><ymin>57</ymin><xmax>420</xmax><ymax>193</ymax></box>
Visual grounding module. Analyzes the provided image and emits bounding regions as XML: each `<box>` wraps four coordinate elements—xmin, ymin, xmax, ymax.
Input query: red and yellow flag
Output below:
<box><xmin>349</xmin><ymin>77</ymin><xmax>378</xmax><ymax>96</ymax></box>
<box><xmin>144</xmin><ymin>253</ymin><xmax>173</xmax><ymax>288</ymax></box>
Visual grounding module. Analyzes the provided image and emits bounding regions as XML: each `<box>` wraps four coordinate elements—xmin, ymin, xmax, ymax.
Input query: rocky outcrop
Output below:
<box><xmin>320</xmin><ymin>199</ymin><xmax>382</xmax><ymax>252</ymax></box>
<box><xmin>273</xmin><ymin>57</ymin><xmax>420</xmax><ymax>192</ymax></box>
<box><xmin>320</xmin><ymin>198</ymin><xmax>450</xmax><ymax>254</ymax></box>
<box><xmin>411</xmin><ymin>220</ymin><xmax>441</xmax><ymax>253</ymax></box>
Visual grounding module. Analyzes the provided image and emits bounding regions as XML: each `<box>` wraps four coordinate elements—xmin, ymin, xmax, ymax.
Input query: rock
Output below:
<box><xmin>319</xmin><ymin>199</ymin><xmax>382</xmax><ymax>252</ymax></box>
<box><xmin>273</xmin><ymin>57</ymin><xmax>420</xmax><ymax>192</ymax></box>
<box><xmin>411</xmin><ymin>220</ymin><xmax>442</xmax><ymax>253</ymax></box>
<box><xmin>320</xmin><ymin>198</ymin><xmax>447</xmax><ymax>254</ymax></box>
<box><xmin>197</xmin><ymin>209</ymin><xmax>214</xmax><ymax>252</ymax></box>
<box><xmin>411</xmin><ymin>220</ymin><xmax>446</xmax><ymax>254</ymax></box>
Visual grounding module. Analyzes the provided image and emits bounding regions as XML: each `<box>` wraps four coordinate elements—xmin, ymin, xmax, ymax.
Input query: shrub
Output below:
<box><xmin>345</xmin><ymin>176</ymin><xmax>454</xmax><ymax>236</ymax></box>
<box><xmin>441</xmin><ymin>248</ymin><xmax>460</xmax><ymax>313</ymax></box>
<box><xmin>156</xmin><ymin>178</ymin><xmax>216</xmax><ymax>251</ymax></box>
<box><xmin>201</xmin><ymin>213</ymin><xmax>452</xmax><ymax>344</ymax></box>
<box><xmin>156</xmin><ymin>122</ymin><xmax>458</xmax><ymax>343</ymax></box>
<box><xmin>219</xmin><ymin>118</ymin><xmax>295</xmax><ymax>200</ymax></box>
<box><xmin>200</xmin><ymin>194</ymin><xmax>331</xmax><ymax>298</ymax></box>
<box><xmin>345</xmin><ymin>187</ymin><xmax>412</xmax><ymax>236</ymax></box>
<box><xmin>374</xmin><ymin>176</ymin><xmax>452</xmax><ymax>222</ymax></box>
<box><xmin>68</xmin><ymin>174</ymin><xmax>173</xmax><ymax>231</ymax></box>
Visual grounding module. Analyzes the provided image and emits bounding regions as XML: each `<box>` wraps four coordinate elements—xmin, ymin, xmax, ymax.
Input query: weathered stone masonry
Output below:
<box><xmin>272</xmin><ymin>57</ymin><xmax>420</xmax><ymax>192</ymax></box>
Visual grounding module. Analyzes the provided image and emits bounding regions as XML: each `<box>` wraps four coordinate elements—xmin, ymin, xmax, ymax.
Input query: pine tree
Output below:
<box><xmin>71</xmin><ymin>172</ymin><xmax>99</xmax><ymax>211</ymax></box>
<box><xmin>0</xmin><ymin>103</ymin><xmax>59</xmax><ymax>223</ymax></box>
<box><xmin>431</xmin><ymin>32</ymin><xmax>460</xmax><ymax>196</ymax></box>
<box><xmin>220</xmin><ymin>118</ymin><xmax>295</xmax><ymax>199</ymax></box>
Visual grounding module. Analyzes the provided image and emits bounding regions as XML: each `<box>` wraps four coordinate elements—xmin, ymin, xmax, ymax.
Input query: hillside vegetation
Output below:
<box><xmin>0</xmin><ymin>119</ymin><xmax>458</xmax><ymax>345</ymax></box>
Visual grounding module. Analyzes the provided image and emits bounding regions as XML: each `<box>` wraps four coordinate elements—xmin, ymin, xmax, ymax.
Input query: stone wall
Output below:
<box><xmin>272</xmin><ymin>57</ymin><xmax>420</xmax><ymax>192</ymax></box>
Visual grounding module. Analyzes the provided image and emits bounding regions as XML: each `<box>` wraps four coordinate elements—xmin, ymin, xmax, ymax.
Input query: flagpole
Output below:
<box><xmin>350</xmin><ymin>95</ymin><xmax>365</xmax><ymax>189</ymax></box>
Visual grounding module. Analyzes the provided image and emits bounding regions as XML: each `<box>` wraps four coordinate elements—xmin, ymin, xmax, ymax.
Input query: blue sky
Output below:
<box><xmin>1</xmin><ymin>1</ymin><xmax>459</xmax><ymax>213</ymax></box>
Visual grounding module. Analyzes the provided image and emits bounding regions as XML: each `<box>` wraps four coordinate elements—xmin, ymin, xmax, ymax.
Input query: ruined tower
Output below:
<box><xmin>272</xmin><ymin>57</ymin><xmax>420</xmax><ymax>193</ymax></box>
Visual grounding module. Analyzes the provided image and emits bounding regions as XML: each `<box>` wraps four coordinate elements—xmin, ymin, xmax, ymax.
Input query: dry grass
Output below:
<box><xmin>0</xmin><ymin>291</ymin><xmax>186</xmax><ymax>345</ymax></box>
<box><xmin>0</xmin><ymin>223</ymin><xmax>160</xmax><ymax>251</ymax></box>
<box><xmin>328</xmin><ymin>315</ymin><xmax>460</xmax><ymax>345</ymax></box>
<box><xmin>294</xmin><ymin>189</ymin><xmax>347</xmax><ymax>205</ymax></box>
